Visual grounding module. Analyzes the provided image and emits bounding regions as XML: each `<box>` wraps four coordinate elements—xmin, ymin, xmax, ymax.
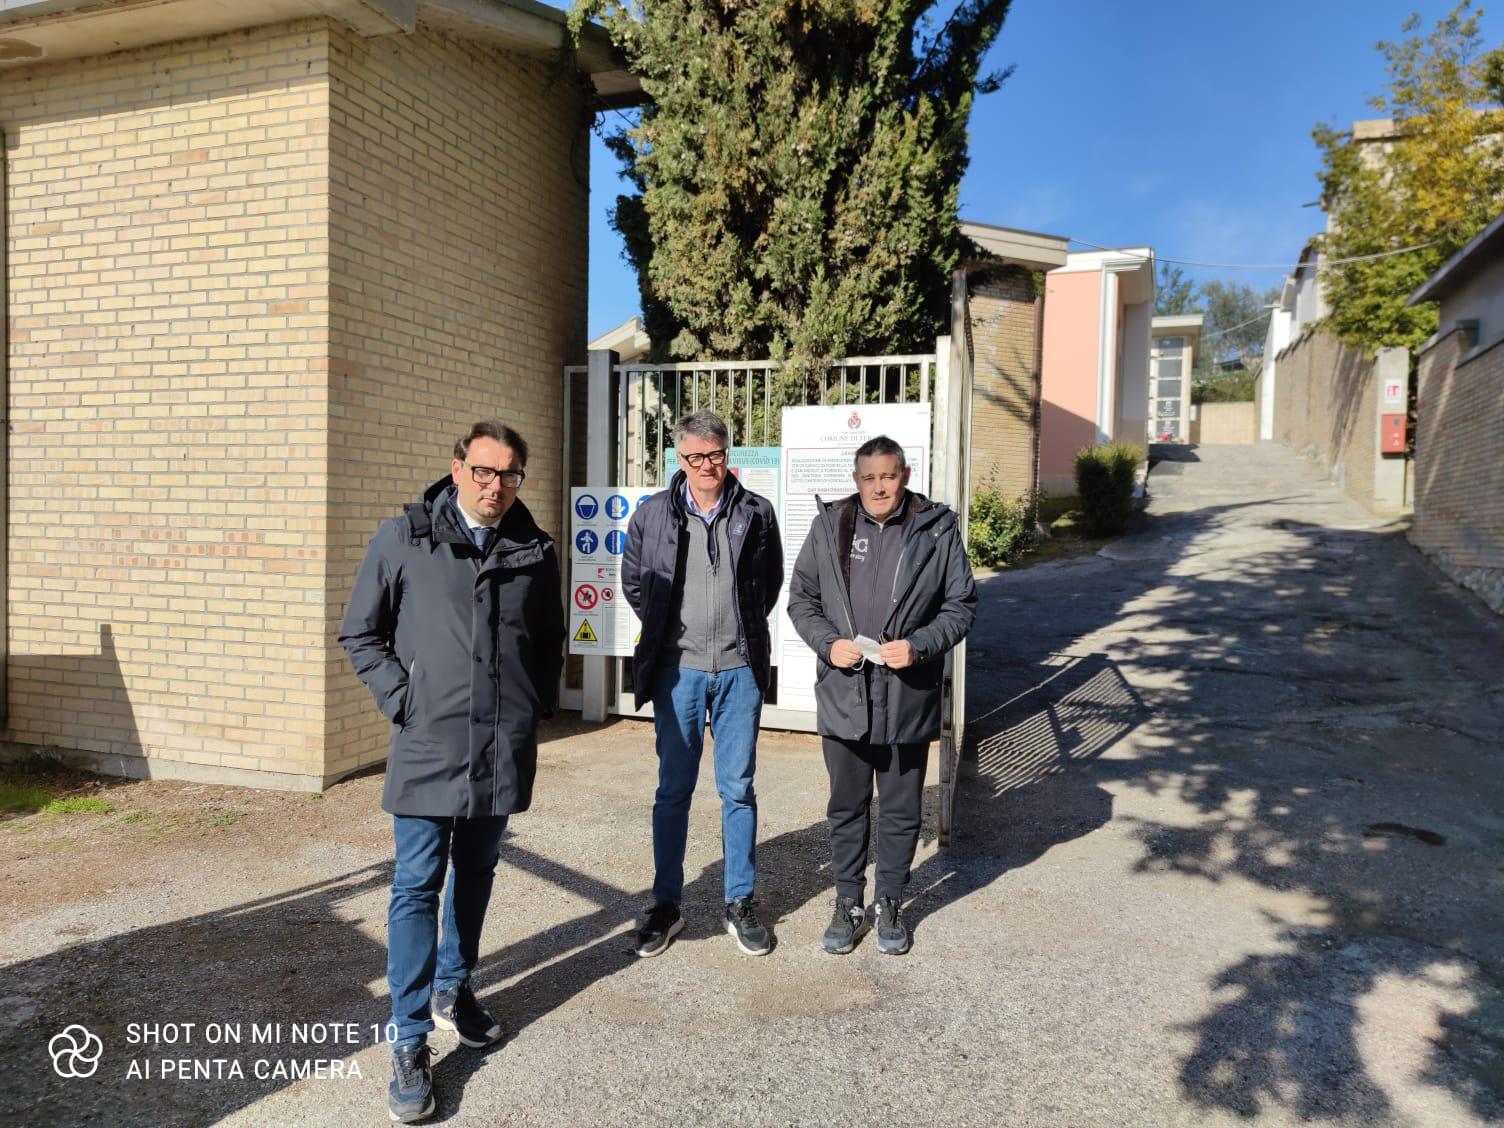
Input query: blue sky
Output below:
<box><xmin>567</xmin><ymin>0</ymin><xmax>1500</xmax><ymax>339</ymax></box>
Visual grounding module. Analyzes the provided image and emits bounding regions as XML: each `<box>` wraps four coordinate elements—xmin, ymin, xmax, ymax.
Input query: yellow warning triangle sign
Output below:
<box><xmin>573</xmin><ymin>619</ymin><xmax>598</xmax><ymax>643</ymax></box>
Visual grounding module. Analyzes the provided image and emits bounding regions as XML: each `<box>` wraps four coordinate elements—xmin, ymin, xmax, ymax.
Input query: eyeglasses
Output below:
<box><xmin>679</xmin><ymin>448</ymin><xmax>728</xmax><ymax>469</ymax></box>
<box><xmin>465</xmin><ymin>462</ymin><xmax>526</xmax><ymax>487</ymax></box>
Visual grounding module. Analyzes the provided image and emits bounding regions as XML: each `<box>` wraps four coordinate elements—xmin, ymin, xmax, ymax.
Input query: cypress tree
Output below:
<box><xmin>573</xmin><ymin>0</ymin><xmax>1014</xmax><ymax>378</ymax></box>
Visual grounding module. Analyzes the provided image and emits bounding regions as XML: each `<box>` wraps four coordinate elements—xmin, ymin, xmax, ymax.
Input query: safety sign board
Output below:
<box><xmin>569</xmin><ymin>486</ymin><xmax>637</xmax><ymax>655</ymax></box>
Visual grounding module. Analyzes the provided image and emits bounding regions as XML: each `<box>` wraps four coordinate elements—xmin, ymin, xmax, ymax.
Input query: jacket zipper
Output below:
<box><xmin>814</xmin><ymin>500</ymin><xmax>865</xmax><ymax>699</ymax></box>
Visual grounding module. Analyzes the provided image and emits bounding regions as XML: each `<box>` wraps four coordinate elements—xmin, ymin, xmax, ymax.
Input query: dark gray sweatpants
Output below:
<box><xmin>822</xmin><ymin>736</ymin><xmax>929</xmax><ymax>904</ymax></box>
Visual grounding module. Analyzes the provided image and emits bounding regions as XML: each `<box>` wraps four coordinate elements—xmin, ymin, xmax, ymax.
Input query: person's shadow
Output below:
<box><xmin>428</xmin><ymin>654</ymin><xmax>1138</xmax><ymax>1116</ymax></box>
<box><xmin>425</xmin><ymin>815</ymin><xmax>840</xmax><ymax>1118</ymax></box>
<box><xmin>906</xmin><ymin>652</ymin><xmax>1134</xmax><ymax>935</ymax></box>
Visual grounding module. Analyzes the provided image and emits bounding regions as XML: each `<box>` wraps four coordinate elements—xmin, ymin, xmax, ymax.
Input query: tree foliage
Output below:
<box><xmin>1196</xmin><ymin>279</ymin><xmax>1278</xmax><ymax>378</ymax></box>
<box><xmin>1315</xmin><ymin>2</ymin><xmax>1504</xmax><ymax>351</ymax></box>
<box><xmin>571</xmin><ymin>0</ymin><xmax>1014</xmax><ymax>377</ymax></box>
<box><xmin>1154</xmin><ymin>262</ymin><xmax>1195</xmax><ymax>315</ymax></box>
<box><xmin>1193</xmin><ymin>369</ymin><xmax>1257</xmax><ymax>405</ymax></box>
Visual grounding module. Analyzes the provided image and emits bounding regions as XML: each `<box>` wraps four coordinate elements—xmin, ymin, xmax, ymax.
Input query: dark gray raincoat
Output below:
<box><xmin>786</xmin><ymin>491</ymin><xmax>977</xmax><ymax>744</ymax></box>
<box><xmin>339</xmin><ymin>478</ymin><xmax>564</xmax><ymax>817</ymax></box>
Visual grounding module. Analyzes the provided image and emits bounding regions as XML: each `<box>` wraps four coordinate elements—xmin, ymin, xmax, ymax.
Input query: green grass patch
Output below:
<box><xmin>121</xmin><ymin>810</ymin><xmax>151</xmax><ymax>824</ymax></box>
<box><xmin>42</xmin><ymin>796</ymin><xmax>112</xmax><ymax>815</ymax></box>
<box><xmin>0</xmin><ymin>781</ymin><xmax>57</xmax><ymax>814</ymax></box>
<box><xmin>207</xmin><ymin>810</ymin><xmax>245</xmax><ymax>827</ymax></box>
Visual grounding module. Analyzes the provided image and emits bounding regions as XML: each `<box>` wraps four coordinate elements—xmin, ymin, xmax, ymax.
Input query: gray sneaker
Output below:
<box><xmin>387</xmin><ymin>1040</ymin><xmax>435</xmax><ymax>1123</ymax></box>
<box><xmin>432</xmin><ymin>981</ymin><xmax>503</xmax><ymax>1048</ymax></box>
<box><xmin>635</xmin><ymin>901</ymin><xmax>684</xmax><ymax>958</ymax></box>
<box><xmin>724</xmin><ymin>896</ymin><xmax>773</xmax><ymax>955</ymax></box>
<box><xmin>821</xmin><ymin>895</ymin><xmax>867</xmax><ymax>954</ymax></box>
<box><xmin>873</xmin><ymin>895</ymin><xmax>911</xmax><ymax>955</ymax></box>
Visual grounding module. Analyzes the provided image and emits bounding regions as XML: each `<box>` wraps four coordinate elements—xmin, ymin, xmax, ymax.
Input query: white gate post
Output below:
<box><xmin>581</xmin><ymin>348</ymin><xmax>617</xmax><ymax>723</ymax></box>
<box><xmin>935</xmin><ymin>286</ymin><xmax>970</xmax><ymax>847</ymax></box>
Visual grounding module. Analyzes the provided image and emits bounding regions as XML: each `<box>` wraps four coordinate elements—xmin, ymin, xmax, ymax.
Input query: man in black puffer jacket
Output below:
<box><xmin>340</xmin><ymin>420</ymin><xmax>563</xmax><ymax>1124</ymax></box>
<box><xmin>787</xmin><ymin>434</ymin><xmax>976</xmax><ymax>957</ymax></box>
<box><xmin>623</xmin><ymin>410</ymin><xmax>783</xmax><ymax>959</ymax></box>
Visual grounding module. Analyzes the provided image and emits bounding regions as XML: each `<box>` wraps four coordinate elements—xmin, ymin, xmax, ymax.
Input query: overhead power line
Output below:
<box><xmin>1200</xmin><ymin>308</ymin><xmax>1273</xmax><ymax>341</ymax></box>
<box><xmin>1066</xmin><ymin>238</ymin><xmax>1438</xmax><ymax>271</ymax></box>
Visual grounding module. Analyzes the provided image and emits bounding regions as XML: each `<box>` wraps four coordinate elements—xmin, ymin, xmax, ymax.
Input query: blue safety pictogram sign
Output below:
<box><xmin>575</xmin><ymin>494</ymin><xmax>599</xmax><ymax>520</ymax></box>
<box><xmin>605</xmin><ymin>529</ymin><xmax>627</xmax><ymax>556</ymax></box>
<box><xmin>575</xmin><ymin>529</ymin><xmax>599</xmax><ymax>556</ymax></box>
<box><xmin>605</xmin><ymin>494</ymin><xmax>629</xmax><ymax>520</ymax></box>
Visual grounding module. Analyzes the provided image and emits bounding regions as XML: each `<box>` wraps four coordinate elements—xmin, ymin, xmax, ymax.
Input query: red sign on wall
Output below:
<box><xmin>1381</xmin><ymin>413</ymin><xmax>1408</xmax><ymax>455</ymax></box>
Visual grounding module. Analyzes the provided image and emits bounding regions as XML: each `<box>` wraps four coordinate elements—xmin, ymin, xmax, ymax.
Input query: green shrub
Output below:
<box><xmin>1074</xmin><ymin>442</ymin><xmax>1142</xmax><ymax>536</ymax></box>
<box><xmin>967</xmin><ymin>486</ymin><xmax>1038</xmax><ymax>569</ymax></box>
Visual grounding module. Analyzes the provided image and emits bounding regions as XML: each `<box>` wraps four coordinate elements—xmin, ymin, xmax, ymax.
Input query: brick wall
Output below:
<box><xmin>1191</xmin><ymin>402</ymin><xmax>1256</xmax><ymax>444</ymax></box>
<box><xmin>1411</xmin><ymin>327</ymin><xmax>1504</xmax><ymax>613</ymax></box>
<box><xmin>1271</xmin><ymin>328</ymin><xmax>1408</xmax><ymax>516</ymax></box>
<box><xmin>322</xmin><ymin>25</ymin><xmax>588</xmax><ymax>780</ymax></box>
<box><xmin>967</xmin><ymin>267</ymin><xmax>1038</xmax><ymax>499</ymax></box>
<box><xmin>1</xmin><ymin>21</ymin><xmax>333</xmax><ymax>784</ymax></box>
<box><xmin>1</xmin><ymin>19</ymin><xmax>589</xmax><ymax>788</ymax></box>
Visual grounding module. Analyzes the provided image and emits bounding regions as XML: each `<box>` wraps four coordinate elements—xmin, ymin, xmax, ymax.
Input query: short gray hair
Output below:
<box><xmin>673</xmin><ymin>410</ymin><xmax>729</xmax><ymax>449</ymax></box>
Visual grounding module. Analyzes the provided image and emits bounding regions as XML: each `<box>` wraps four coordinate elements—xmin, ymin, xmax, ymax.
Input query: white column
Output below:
<box><xmin>581</xmin><ymin>349</ymin><xmax>617</xmax><ymax>722</ymax></box>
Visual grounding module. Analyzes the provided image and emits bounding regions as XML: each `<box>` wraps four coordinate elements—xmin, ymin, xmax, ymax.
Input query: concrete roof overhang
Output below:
<box><xmin>1097</xmin><ymin>248</ymin><xmax>1155</xmax><ymax>305</ymax></box>
<box><xmin>0</xmin><ymin>0</ymin><xmax>641</xmax><ymax>105</ymax></box>
<box><xmin>1052</xmin><ymin>248</ymin><xmax>1155</xmax><ymax>302</ymax></box>
<box><xmin>959</xmin><ymin>220</ymin><xmax>1070</xmax><ymax>272</ymax></box>
<box><xmin>1151</xmin><ymin>313</ymin><xmax>1203</xmax><ymax>348</ymax></box>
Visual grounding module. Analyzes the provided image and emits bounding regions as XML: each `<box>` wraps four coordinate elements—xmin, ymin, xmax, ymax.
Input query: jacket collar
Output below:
<box><xmin>667</xmin><ymin>467</ymin><xmax>745</xmax><ymax>522</ymax></box>
<box><xmin>415</xmin><ymin>477</ymin><xmax>552</xmax><ymax>565</ymax></box>
<box><xmin>825</xmin><ymin>490</ymin><xmax>948</xmax><ymax>533</ymax></box>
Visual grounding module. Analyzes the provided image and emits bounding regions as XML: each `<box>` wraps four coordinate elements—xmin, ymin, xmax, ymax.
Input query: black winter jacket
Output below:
<box><xmin>338</xmin><ymin>479</ymin><xmax>564</xmax><ymax>817</ymax></box>
<box><xmin>622</xmin><ymin>471</ymin><xmax>783</xmax><ymax>708</ymax></box>
<box><xmin>786</xmin><ymin>491</ymin><xmax>977</xmax><ymax>744</ymax></box>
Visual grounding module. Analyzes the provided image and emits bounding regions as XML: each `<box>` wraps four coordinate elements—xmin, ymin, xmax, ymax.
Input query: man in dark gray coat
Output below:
<box><xmin>787</xmin><ymin>434</ymin><xmax>976</xmax><ymax>956</ymax></box>
<box><xmin>339</xmin><ymin>420</ymin><xmax>562</xmax><ymax>1124</ymax></box>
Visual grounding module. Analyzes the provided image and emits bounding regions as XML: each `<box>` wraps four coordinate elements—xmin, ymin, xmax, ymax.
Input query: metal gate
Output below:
<box><xmin>560</xmin><ymin>338</ymin><xmax>971</xmax><ymax>842</ymax></box>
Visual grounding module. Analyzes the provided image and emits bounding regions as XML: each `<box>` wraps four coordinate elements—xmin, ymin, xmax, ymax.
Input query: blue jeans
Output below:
<box><xmin>388</xmin><ymin>814</ymin><xmax>508</xmax><ymax>1046</ymax></box>
<box><xmin>651</xmin><ymin>664</ymin><xmax>763</xmax><ymax>905</ymax></box>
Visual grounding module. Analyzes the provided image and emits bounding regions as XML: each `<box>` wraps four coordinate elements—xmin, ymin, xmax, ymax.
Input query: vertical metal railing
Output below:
<box><xmin>614</xmin><ymin>354</ymin><xmax>937</xmax><ymax>489</ymax></box>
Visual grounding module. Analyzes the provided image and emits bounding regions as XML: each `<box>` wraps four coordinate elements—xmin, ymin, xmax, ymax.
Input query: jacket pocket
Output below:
<box><xmin>398</xmin><ymin>659</ymin><xmax>418</xmax><ymax>729</ymax></box>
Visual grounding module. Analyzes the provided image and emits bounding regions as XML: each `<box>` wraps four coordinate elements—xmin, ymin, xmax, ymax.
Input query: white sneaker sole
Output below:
<box><xmin>822</xmin><ymin>920</ymin><xmax>867</xmax><ymax>955</ymax></box>
<box><xmin>390</xmin><ymin>1094</ymin><xmax>435</xmax><ymax>1123</ymax></box>
<box><xmin>432</xmin><ymin>1010</ymin><xmax>503</xmax><ymax>1048</ymax></box>
<box><xmin>725</xmin><ymin>917</ymin><xmax>773</xmax><ymax>956</ymax></box>
<box><xmin>635</xmin><ymin>915</ymin><xmax>684</xmax><ymax>958</ymax></box>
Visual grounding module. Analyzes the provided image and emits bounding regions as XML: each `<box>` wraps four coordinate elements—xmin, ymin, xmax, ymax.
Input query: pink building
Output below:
<box><xmin>1037</xmin><ymin>249</ymin><xmax>1155</xmax><ymax>496</ymax></box>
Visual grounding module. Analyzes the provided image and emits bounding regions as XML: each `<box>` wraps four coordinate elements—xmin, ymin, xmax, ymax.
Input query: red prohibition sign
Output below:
<box><xmin>601</xmin><ymin>587</ymin><xmax>615</xmax><ymax>603</ymax></box>
<box><xmin>574</xmin><ymin>584</ymin><xmax>598</xmax><ymax>610</ymax></box>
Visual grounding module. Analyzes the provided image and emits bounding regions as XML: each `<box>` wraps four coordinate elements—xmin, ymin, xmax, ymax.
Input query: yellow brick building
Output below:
<box><xmin>0</xmin><ymin>0</ymin><xmax>635</xmax><ymax>789</ymax></box>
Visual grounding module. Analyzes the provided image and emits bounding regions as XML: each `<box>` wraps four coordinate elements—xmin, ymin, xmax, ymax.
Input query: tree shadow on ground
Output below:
<box><xmin>0</xmin><ymin>866</ymin><xmax>394</xmax><ymax>1125</ymax></box>
<box><xmin>957</xmin><ymin>473</ymin><xmax>1504</xmax><ymax>1121</ymax></box>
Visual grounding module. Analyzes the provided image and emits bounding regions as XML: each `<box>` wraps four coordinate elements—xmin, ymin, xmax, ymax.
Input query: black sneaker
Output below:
<box><xmin>821</xmin><ymin>895</ymin><xmax>867</xmax><ymax>955</ymax></box>
<box><xmin>635</xmin><ymin>900</ymin><xmax>684</xmax><ymax>958</ymax></box>
<box><xmin>388</xmin><ymin>1040</ymin><xmax>435</xmax><ymax>1123</ymax></box>
<box><xmin>873</xmin><ymin>895</ymin><xmax>911</xmax><ymax>955</ymax></box>
<box><xmin>432</xmin><ymin>981</ymin><xmax>503</xmax><ymax>1048</ymax></box>
<box><xmin>724</xmin><ymin>896</ymin><xmax>773</xmax><ymax>956</ymax></box>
